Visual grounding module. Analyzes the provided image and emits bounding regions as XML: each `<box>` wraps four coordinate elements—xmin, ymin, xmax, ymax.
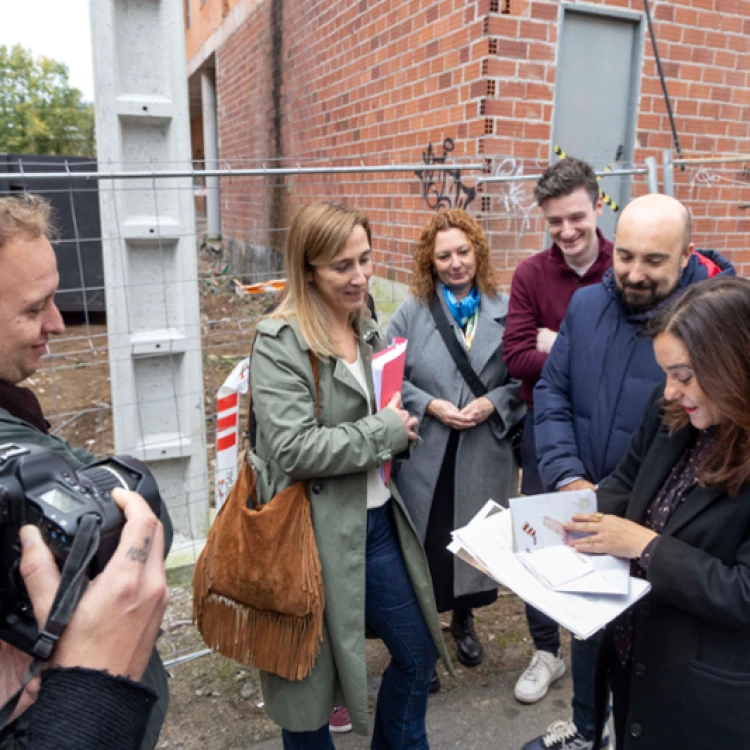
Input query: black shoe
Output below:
<box><xmin>429</xmin><ymin>668</ymin><xmax>441</xmax><ymax>694</ymax></box>
<box><xmin>450</xmin><ymin>608</ymin><xmax>483</xmax><ymax>667</ymax></box>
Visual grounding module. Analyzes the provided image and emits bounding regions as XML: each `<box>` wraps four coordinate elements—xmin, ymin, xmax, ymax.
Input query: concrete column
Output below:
<box><xmin>89</xmin><ymin>0</ymin><xmax>210</xmax><ymax>561</ymax></box>
<box><xmin>201</xmin><ymin>68</ymin><xmax>221</xmax><ymax>240</ymax></box>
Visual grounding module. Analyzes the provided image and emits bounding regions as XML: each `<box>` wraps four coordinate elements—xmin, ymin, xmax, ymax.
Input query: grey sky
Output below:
<box><xmin>0</xmin><ymin>0</ymin><xmax>95</xmax><ymax>101</ymax></box>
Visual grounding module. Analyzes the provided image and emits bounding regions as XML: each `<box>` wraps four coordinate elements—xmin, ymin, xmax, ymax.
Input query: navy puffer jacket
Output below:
<box><xmin>533</xmin><ymin>249</ymin><xmax>735</xmax><ymax>490</ymax></box>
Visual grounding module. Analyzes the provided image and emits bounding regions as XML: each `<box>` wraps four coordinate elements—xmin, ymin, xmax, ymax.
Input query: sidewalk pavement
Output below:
<box><xmin>251</xmin><ymin>668</ymin><xmax>573</xmax><ymax>749</ymax></box>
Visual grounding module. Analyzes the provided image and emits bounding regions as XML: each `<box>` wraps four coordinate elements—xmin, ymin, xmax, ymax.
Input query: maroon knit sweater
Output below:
<box><xmin>502</xmin><ymin>229</ymin><xmax>613</xmax><ymax>409</ymax></box>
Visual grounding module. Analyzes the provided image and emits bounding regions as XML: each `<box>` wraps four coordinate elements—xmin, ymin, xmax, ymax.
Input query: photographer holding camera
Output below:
<box><xmin>1</xmin><ymin>487</ymin><xmax>168</xmax><ymax>749</ymax></box>
<box><xmin>0</xmin><ymin>195</ymin><xmax>173</xmax><ymax>749</ymax></box>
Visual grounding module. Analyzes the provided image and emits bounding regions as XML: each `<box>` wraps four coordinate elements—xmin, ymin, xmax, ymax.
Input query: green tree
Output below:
<box><xmin>0</xmin><ymin>44</ymin><xmax>95</xmax><ymax>157</ymax></box>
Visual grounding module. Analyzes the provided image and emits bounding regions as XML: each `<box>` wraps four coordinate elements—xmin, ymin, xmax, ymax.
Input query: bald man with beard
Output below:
<box><xmin>520</xmin><ymin>194</ymin><xmax>736</xmax><ymax>750</ymax></box>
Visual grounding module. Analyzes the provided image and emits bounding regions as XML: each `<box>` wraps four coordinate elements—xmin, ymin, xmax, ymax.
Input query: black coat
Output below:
<box><xmin>593</xmin><ymin>386</ymin><xmax>750</xmax><ymax>750</ymax></box>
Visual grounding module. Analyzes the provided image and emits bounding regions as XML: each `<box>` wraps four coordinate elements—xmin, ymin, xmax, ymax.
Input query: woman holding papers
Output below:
<box><xmin>563</xmin><ymin>277</ymin><xmax>750</xmax><ymax>750</ymax></box>
<box><xmin>250</xmin><ymin>201</ymin><xmax>451</xmax><ymax>749</ymax></box>
<box><xmin>388</xmin><ymin>209</ymin><xmax>525</xmax><ymax>689</ymax></box>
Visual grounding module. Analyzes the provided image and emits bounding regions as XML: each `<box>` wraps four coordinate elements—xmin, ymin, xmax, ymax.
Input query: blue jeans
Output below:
<box><xmin>282</xmin><ymin>503</ymin><xmax>438</xmax><ymax>750</ymax></box>
<box><xmin>572</xmin><ymin>630</ymin><xmax>609</xmax><ymax>741</ymax></box>
<box><xmin>521</xmin><ymin>410</ymin><xmax>561</xmax><ymax>655</ymax></box>
<box><xmin>525</xmin><ymin>603</ymin><xmax>561</xmax><ymax>654</ymax></box>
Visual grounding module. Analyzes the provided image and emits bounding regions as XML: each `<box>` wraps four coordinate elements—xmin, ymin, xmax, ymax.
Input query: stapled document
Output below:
<box><xmin>449</xmin><ymin>500</ymin><xmax>650</xmax><ymax>640</ymax></box>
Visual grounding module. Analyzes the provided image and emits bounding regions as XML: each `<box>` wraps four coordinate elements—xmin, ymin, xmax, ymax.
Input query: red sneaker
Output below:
<box><xmin>329</xmin><ymin>706</ymin><xmax>353</xmax><ymax>733</ymax></box>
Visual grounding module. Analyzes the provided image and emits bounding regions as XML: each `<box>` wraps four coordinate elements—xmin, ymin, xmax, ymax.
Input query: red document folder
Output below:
<box><xmin>371</xmin><ymin>338</ymin><xmax>407</xmax><ymax>485</ymax></box>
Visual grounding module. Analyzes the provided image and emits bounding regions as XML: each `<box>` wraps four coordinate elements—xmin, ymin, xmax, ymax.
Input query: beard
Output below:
<box><xmin>616</xmin><ymin>277</ymin><xmax>679</xmax><ymax>314</ymax></box>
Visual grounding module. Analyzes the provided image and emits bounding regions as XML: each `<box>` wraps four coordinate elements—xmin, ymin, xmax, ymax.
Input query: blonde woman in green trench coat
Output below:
<box><xmin>250</xmin><ymin>201</ymin><xmax>452</xmax><ymax>750</ymax></box>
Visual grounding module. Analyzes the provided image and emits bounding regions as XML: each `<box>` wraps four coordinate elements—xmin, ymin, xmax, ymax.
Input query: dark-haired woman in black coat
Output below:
<box><xmin>563</xmin><ymin>277</ymin><xmax>750</xmax><ymax>750</ymax></box>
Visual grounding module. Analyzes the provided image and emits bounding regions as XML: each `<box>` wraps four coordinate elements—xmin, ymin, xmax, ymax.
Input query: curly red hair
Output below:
<box><xmin>409</xmin><ymin>209</ymin><xmax>498</xmax><ymax>301</ymax></box>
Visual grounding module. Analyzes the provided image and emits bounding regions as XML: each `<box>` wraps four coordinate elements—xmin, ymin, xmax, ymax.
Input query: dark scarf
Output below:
<box><xmin>0</xmin><ymin>380</ymin><xmax>50</xmax><ymax>434</ymax></box>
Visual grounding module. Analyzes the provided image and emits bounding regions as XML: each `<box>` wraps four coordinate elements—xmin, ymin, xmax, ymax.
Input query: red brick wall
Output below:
<box><xmin>206</xmin><ymin>0</ymin><xmax>750</xmax><ymax>286</ymax></box>
<box><xmin>185</xmin><ymin>0</ymin><xmax>245</xmax><ymax>61</ymax></box>
<box><xmin>475</xmin><ymin>0</ymin><xmax>750</xmax><ymax>280</ymax></box>
<box><xmin>215</xmin><ymin>0</ymin><xmax>490</xmax><ymax>284</ymax></box>
<box><xmin>214</xmin><ymin>2</ymin><xmax>278</xmax><ymax>252</ymax></box>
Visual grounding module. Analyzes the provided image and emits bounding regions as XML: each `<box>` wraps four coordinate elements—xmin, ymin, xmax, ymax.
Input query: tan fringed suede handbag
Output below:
<box><xmin>193</xmin><ymin>352</ymin><xmax>324</xmax><ymax>681</ymax></box>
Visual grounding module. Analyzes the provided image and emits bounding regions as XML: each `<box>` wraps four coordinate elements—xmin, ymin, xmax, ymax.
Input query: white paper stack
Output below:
<box><xmin>449</xmin><ymin>500</ymin><xmax>651</xmax><ymax>640</ymax></box>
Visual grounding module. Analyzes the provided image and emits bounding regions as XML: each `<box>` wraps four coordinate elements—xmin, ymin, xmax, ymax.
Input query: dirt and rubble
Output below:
<box><xmin>155</xmin><ymin>581</ymin><xmax>570</xmax><ymax>750</ymax></box>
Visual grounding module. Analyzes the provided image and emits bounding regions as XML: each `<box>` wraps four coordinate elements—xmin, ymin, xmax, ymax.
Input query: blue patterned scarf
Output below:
<box><xmin>442</xmin><ymin>285</ymin><xmax>480</xmax><ymax>328</ymax></box>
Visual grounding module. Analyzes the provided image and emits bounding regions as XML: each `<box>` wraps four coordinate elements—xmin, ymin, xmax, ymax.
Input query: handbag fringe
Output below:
<box><xmin>192</xmin><ymin>515</ymin><xmax>324</xmax><ymax>682</ymax></box>
<box><xmin>193</xmin><ymin>592</ymin><xmax>323</xmax><ymax>681</ymax></box>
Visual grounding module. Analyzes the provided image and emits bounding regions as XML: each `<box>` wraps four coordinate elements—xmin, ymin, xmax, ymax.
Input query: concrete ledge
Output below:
<box><xmin>370</xmin><ymin>275</ymin><xmax>409</xmax><ymax>327</ymax></box>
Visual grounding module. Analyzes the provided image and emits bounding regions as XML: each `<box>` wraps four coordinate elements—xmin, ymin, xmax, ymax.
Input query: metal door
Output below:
<box><xmin>551</xmin><ymin>6</ymin><xmax>644</xmax><ymax>240</ymax></box>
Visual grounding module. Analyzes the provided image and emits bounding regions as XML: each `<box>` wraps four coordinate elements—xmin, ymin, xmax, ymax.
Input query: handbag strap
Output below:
<box><xmin>247</xmin><ymin>350</ymin><xmax>321</xmax><ymax>435</ymax></box>
<box><xmin>429</xmin><ymin>294</ymin><xmax>488</xmax><ymax>399</ymax></box>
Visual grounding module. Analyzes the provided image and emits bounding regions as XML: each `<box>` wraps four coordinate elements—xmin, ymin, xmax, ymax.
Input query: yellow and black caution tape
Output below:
<box><xmin>554</xmin><ymin>144</ymin><xmax>619</xmax><ymax>212</ymax></box>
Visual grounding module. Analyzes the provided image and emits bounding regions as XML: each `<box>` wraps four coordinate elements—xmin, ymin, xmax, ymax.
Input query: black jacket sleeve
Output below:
<box><xmin>10</xmin><ymin>668</ymin><xmax>156</xmax><ymax>750</ymax></box>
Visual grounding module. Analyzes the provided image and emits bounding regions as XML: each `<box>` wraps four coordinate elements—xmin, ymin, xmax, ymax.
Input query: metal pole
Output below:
<box><xmin>201</xmin><ymin>68</ymin><xmax>221</xmax><ymax>240</ymax></box>
<box><xmin>662</xmin><ymin>150</ymin><xmax>675</xmax><ymax>197</ymax></box>
<box><xmin>477</xmin><ymin>167</ymin><xmax>647</xmax><ymax>184</ymax></box>
<box><xmin>673</xmin><ymin>156</ymin><xmax>750</xmax><ymax>166</ymax></box>
<box><xmin>0</xmin><ymin>163</ymin><xmax>487</xmax><ymax>182</ymax></box>
<box><xmin>645</xmin><ymin>157</ymin><xmax>659</xmax><ymax>193</ymax></box>
<box><xmin>643</xmin><ymin>0</ymin><xmax>685</xmax><ymax>170</ymax></box>
<box><xmin>163</xmin><ymin>648</ymin><xmax>213</xmax><ymax>669</ymax></box>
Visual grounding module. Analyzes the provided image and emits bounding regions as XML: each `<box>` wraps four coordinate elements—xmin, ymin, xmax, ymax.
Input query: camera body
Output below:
<box><xmin>0</xmin><ymin>443</ymin><xmax>162</xmax><ymax>655</ymax></box>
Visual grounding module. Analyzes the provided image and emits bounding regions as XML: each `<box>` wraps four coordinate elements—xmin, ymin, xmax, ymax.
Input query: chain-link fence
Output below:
<box><xmin>2</xmin><ymin>150</ymin><xmax>747</xmax><ymax>666</ymax></box>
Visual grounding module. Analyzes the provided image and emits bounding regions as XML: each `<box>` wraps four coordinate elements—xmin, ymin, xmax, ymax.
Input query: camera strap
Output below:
<box><xmin>0</xmin><ymin>513</ymin><xmax>101</xmax><ymax>729</ymax></box>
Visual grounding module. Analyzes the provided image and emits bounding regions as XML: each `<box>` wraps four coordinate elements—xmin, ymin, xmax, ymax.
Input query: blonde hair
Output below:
<box><xmin>0</xmin><ymin>194</ymin><xmax>54</xmax><ymax>249</ymax></box>
<box><xmin>270</xmin><ymin>201</ymin><xmax>371</xmax><ymax>359</ymax></box>
<box><xmin>410</xmin><ymin>209</ymin><xmax>498</xmax><ymax>301</ymax></box>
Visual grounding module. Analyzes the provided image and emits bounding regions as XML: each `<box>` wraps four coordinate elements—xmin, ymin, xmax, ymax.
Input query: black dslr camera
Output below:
<box><xmin>0</xmin><ymin>443</ymin><xmax>162</xmax><ymax>655</ymax></box>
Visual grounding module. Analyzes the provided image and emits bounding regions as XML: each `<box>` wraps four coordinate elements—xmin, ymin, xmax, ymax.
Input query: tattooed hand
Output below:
<box><xmin>126</xmin><ymin>536</ymin><xmax>151</xmax><ymax>564</ymax></box>
<box><xmin>18</xmin><ymin>487</ymin><xmax>169</xmax><ymax>683</ymax></box>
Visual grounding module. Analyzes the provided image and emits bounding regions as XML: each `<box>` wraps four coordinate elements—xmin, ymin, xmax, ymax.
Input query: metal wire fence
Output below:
<box><xmin>2</xmin><ymin>151</ymin><xmax>748</xmax><ymax>666</ymax></box>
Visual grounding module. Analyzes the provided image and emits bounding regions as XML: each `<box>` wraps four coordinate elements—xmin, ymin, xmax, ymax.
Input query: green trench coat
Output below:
<box><xmin>250</xmin><ymin>316</ymin><xmax>453</xmax><ymax>735</ymax></box>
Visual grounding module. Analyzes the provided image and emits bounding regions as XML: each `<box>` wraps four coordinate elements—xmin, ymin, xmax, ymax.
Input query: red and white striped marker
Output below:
<box><xmin>215</xmin><ymin>357</ymin><xmax>250</xmax><ymax>510</ymax></box>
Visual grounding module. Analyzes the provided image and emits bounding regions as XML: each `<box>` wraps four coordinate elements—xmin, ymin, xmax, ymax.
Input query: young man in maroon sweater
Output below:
<box><xmin>502</xmin><ymin>158</ymin><xmax>613</xmax><ymax>706</ymax></box>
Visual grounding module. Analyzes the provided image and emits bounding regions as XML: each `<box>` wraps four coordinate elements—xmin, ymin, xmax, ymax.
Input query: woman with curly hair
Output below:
<box><xmin>387</xmin><ymin>209</ymin><xmax>525</xmax><ymax>691</ymax></box>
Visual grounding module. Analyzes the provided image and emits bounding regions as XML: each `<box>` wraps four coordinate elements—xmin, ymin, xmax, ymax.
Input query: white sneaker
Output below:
<box><xmin>514</xmin><ymin>649</ymin><xmax>566</xmax><ymax>704</ymax></box>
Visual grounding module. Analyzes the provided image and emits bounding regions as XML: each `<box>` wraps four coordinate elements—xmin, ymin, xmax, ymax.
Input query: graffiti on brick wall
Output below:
<box><xmin>414</xmin><ymin>138</ymin><xmax>476</xmax><ymax>211</ymax></box>
<box><xmin>688</xmin><ymin>167</ymin><xmax>750</xmax><ymax>212</ymax></box>
<box><xmin>689</xmin><ymin>167</ymin><xmax>750</xmax><ymax>195</ymax></box>
<box><xmin>689</xmin><ymin>168</ymin><xmax>724</xmax><ymax>194</ymax></box>
<box><xmin>494</xmin><ymin>156</ymin><xmax>539</xmax><ymax>232</ymax></box>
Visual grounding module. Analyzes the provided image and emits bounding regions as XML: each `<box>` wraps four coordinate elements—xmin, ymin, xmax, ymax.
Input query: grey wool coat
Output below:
<box><xmin>250</xmin><ymin>315</ymin><xmax>452</xmax><ymax>735</ymax></box>
<box><xmin>387</xmin><ymin>290</ymin><xmax>526</xmax><ymax>599</ymax></box>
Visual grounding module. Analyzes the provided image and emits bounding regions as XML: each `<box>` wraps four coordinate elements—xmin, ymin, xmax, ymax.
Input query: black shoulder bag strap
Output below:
<box><xmin>429</xmin><ymin>295</ymin><xmax>488</xmax><ymax>399</ymax></box>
